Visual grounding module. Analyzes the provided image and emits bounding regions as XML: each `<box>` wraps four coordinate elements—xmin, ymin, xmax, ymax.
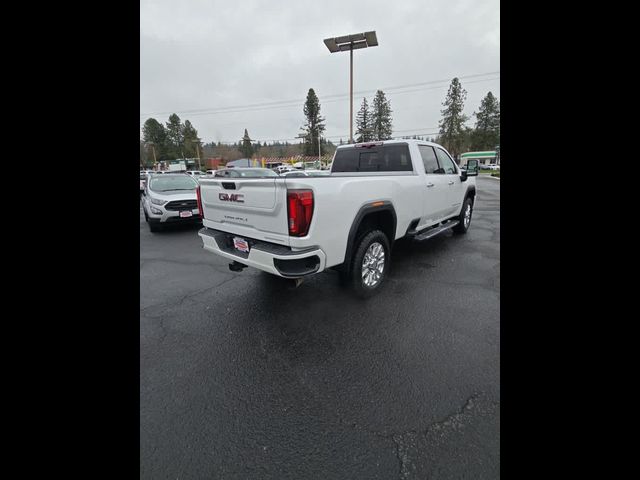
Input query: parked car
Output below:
<box><xmin>185</xmin><ymin>170</ymin><xmax>204</xmax><ymax>178</ymax></box>
<box><xmin>197</xmin><ymin>139</ymin><xmax>479</xmax><ymax>297</ymax></box>
<box><xmin>140</xmin><ymin>173</ymin><xmax>148</xmax><ymax>195</ymax></box>
<box><xmin>280</xmin><ymin>170</ymin><xmax>308</xmax><ymax>177</ymax></box>
<box><xmin>141</xmin><ymin>173</ymin><xmax>201</xmax><ymax>232</ymax></box>
<box><xmin>213</xmin><ymin>168</ymin><xmax>278</xmax><ymax>178</ymax></box>
<box><xmin>485</xmin><ymin>163</ymin><xmax>500</xmax><ymax>171</ymax></box>
<box><xmin>274</xmin><ymin>165</ymin><xmax>295</xmax><ymax>174</ymax></box>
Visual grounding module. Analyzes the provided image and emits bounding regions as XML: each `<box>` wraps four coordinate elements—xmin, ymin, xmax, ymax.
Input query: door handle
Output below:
<box><xmin>426</xmin><ymin>182</ymin><xmax>435</xmax><ymax>188</ymax></box>
<box><xmin>448</xmin><ymin>181</ymin><xmax>455</xmax><ymax>185</ymax></box>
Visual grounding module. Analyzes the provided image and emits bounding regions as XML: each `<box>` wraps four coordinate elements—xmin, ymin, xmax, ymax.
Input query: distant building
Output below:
<box><xmin>205</xmin><ymin>157</ymin><xmax>224</xmax><ymax>170</ymax></box>
<box><xmin>459</xmin><ymin>151</ymin><xmax>498</xmax><ymax>167</ymax></box>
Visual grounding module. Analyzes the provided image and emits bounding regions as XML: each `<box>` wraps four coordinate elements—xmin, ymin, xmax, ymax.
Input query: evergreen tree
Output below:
<box><xmin>142</xmin><ymin>118</ymin><xmax>168</xmax><ymax>161</ymax></box>
<box><xmin>472</xmin><ymin>91</ymin><xmax>500</xmax><ymax>150</ymax></box>
<box><xmin>371</xmin><ymin>90</ymin><xmax>393</xmax><ymax>141</ymax></box>
<box><xmin>239</xmin><ymin>129</ymin><xmax>254</xmax><ymax>158</ymax></box>
<box><xmin>165</xmin><ymin>113</ymin><xmax>184</xmax><ymax>158</ymax></box>
<box><xmin>182</xmin><ymin>120</ymin><xmax>200</xmax><ymax>158</ymax></box>
<box><xmin>300</xmin><ymin>88</ymin><xmax>326</xmax><ymax>156</ymax></box>
<box><xmin>355</xmin><ymin>97</ymin><xmax>373</xmax><ymax>142</ymax></box>
<box><xmin>438</xmin><ymin>78</ymin><xmax>468</xmax><ymax>158</ymax></box>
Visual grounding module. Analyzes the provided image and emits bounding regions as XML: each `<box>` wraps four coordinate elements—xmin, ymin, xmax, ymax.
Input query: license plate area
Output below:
<box><xmin>179</xmin><ymin>210</ymin><xmax>193</xmax><ymax>218</ymax></box>
<box><xmin>233</xmin><ymin>236</ymin><xmax>250</xmax><ymax>253</ymax></box>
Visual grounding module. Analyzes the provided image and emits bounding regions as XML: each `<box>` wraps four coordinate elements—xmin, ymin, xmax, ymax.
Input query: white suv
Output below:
<box><xmin>141</xmin><ymin>174</ymin><xmax>201</xmax><ymax>232</ymax></box>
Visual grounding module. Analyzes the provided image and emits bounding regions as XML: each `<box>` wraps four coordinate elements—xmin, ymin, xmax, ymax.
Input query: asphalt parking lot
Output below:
<box><xmin>140</xmin><ymin>176</ymin><xmax>500</xmax><ymax>479</ymax></box>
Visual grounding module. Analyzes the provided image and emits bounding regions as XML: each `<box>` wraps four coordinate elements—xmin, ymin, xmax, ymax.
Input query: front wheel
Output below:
<box><xmin>148</xmin><ymin>221</ymin><xmax>162</xmax><ymax>233</ymax></box>
<box><xmin>453</xmin><ymin>197</ymin><xmax>473</xmax><ymax>234</ymax></box>
<box><xmin>349</xmin><ymin>230</ymin><xmax>391</xmax><ymax>298</ymax></box>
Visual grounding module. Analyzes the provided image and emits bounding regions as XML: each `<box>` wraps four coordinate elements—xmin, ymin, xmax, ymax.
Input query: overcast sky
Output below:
<box><xmin>140</xmin><ymin>0</ymin><xmax>499</xmax><ymax>145</ymax></box>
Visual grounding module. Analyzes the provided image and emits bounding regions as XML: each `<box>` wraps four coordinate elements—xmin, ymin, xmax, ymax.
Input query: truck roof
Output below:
<box><xmin>336</xmin><ymin>139</ymin><xmax>441</xmax><ymax>150</ymax></box>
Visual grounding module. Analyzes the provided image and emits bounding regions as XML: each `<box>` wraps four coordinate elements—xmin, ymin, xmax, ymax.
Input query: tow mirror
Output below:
<box><xmin>465</xmin><ymin>159</ymin><xmax>479</xmax><ymax>176</ymax></box>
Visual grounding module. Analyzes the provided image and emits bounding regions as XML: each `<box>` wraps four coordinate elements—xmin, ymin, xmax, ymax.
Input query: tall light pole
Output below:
<box><xmin>145</xmin><ymin>142</ymin><xmax>157</xmax><ymax>168</ymax></box>
<box><xmin>324</xmin><ymin>31</ymin><xmax>378</xmax><ymax>144</ymax></box>
<box><xmin>195</xmin><ymin>140</ymin><xmax>202</xmax><ymax>171</ymax></box>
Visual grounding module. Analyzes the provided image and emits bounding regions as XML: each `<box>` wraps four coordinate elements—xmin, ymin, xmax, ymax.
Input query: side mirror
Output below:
<box><xmin>460</xmin><ymin>170</ymin><xmax>468</xmax><ymax>181</ymax></box>
<box><xmin>465</xmin><ymin>159</ymin><xmax>479</xmax><ymax>176</ymax></box>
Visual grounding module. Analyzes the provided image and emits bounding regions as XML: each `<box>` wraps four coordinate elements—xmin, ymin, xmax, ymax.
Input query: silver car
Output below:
<box><xmin>141</xmin><ymin>173</ymin><xmax>201</xmax><ymax>232</ymax></box>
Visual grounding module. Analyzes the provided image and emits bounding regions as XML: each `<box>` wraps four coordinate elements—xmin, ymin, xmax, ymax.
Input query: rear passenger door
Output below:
<box><xmin>417</xmin><ymin>145</ymin><xmax>451</xmax><ymax>228</ymax></box>
<box><xmin>434</xmin><ymin>147</ymin><xmax>465</xmax><ymax>218</ymax></box>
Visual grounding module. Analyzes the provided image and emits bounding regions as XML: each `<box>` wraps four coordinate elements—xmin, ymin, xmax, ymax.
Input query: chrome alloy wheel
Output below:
<box><xmin>362</xmin><ymin>242</ymin><xmax>385</xmax><ymax>287</ymax></box>
<box><xmin>464</xmin><ymin>203</ymin><xmax>472</xmax><ymax>228</ymax></box>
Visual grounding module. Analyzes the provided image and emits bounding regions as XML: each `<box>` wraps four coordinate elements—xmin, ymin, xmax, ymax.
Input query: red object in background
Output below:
<box><xmin>205</xmin><ymin>157</ymin><xmax>224</xmax><ymax>170</ymax></box>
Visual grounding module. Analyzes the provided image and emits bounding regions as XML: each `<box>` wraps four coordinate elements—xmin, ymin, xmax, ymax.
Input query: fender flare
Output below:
<box><xmin>465</xmin><ymin>185</ymin><xmax>476</xmax><ymax>201</ymax></box>
<box><xmin>343</xmin><ymin>201</ymin><xmax>397</xmax><ymax>271</ymax></box>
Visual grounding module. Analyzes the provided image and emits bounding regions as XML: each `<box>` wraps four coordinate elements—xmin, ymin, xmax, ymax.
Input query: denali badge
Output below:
<box><xmin>219</xmin><ymin>193</ymin><xmax>244</xmax><ymax>203</ymax></box>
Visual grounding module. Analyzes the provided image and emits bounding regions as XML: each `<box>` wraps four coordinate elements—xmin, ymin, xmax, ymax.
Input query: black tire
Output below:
<box><xmin>453</xmin><ymin>196</ymin><xmax>473</xmax><ymax>234</ymax></box>
<box><xmin>144</xmin><ymin>210</ymin><xmax>149</xmax><ymax>222</ymax></box>
<box><xmin>149</xmin><ymin>221</ymin><xmax>162</xmax><ymax>233</ymax></box>
<box><xmin>349</xmin><ymin>229</ymin><xmax>391</xmax><ymax>298</ymax></box>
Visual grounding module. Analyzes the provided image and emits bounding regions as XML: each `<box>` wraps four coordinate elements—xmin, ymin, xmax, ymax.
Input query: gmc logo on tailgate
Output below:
<box><xmin>219</xmin><ymin>193</ymin><xmax>244</xmax><ymax>203</ymax></box>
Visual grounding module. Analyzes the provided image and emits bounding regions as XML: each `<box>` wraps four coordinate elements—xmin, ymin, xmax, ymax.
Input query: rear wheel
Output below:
<box><xmin>349</xmin><ymin>230</ymin><xmax>390</xmax><ymax>298</ymax></box>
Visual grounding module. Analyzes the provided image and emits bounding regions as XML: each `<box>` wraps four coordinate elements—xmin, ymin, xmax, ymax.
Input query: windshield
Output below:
<box><xmin>149</xmin><ymin>175</ymin><xmax>197</xmax><ymax>192</ymax></box>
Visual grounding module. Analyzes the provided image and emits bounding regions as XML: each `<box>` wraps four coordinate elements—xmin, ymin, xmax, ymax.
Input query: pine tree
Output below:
<box><xmin>300</xmin><ymin>88</ymin><xmax>326</xmax><ymax>156</ymax></box>
<box><xmin>355</xmin><ymin>97</ymin><xmax>373</xmax><ymax>142</ymax></box>
<box><xmin>472</xmin><ymin>92</ymin><xmax>500</xmax><ymax>150</ymax></box>
<box><xmin>438</xmin><ymin>78</ymin><xmax>468</xmax><ymax>159</ymax></box>
<box><xmin>182</xmin><ymin>120</ymin><xmax>200</xmax><ymax>158</ymax></box>
<box><xmin>142</xmin><ymin>118</ymin><xmax>168</xmax><ymax>161</ymax></box>
<box><xmin>371</xmin><ymin>90</ymin><xmax>393</xmax><ymax>141</ymax></box>
<box><xmin>165</xmin><ymin>114</ymin><xmax>184</xmax><ymax>159</ymax></box>
<box><xmin>239</xmin><ymin>129</ymin><xmax>254</xmax><ymax>158</ymax></box>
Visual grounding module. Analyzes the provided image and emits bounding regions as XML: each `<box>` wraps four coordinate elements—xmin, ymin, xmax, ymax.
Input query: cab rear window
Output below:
<box><xmin>332</xmin><ymin>144</ymin><xmax>412</xmax><ymax>172</ymax></box>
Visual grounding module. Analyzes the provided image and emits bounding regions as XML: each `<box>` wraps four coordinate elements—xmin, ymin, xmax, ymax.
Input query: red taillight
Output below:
<box><xmin>287</xmin><ymin>189</ymin><xmax>314</xmax><ymax>236</ymax></box>
<box><xmin>196</xmin><ymin>185</ymin><xmax>203</xmax><ymax>218</ymax></box>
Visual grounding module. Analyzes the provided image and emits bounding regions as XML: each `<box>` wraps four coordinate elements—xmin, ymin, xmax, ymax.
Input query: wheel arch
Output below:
<box><xmin>342</xmin><ymin>201</ymin><xmax>397</xmax><ymax>274</ymax></box>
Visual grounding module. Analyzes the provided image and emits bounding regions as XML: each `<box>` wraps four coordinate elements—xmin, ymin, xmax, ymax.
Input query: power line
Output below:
<box><xmin>139</xmin><ymin>71</ymin><xmax>499</xmax><ymax>118</ymax></box>
<box><xmin>139</xmin><ymin>76</ymin><xmax>499</xmax><ymax>128</ymax></box>
<box><xmin>201</xmin><ymin>128</ymin><xmax>442</xmax><ymax>145</ymax></box>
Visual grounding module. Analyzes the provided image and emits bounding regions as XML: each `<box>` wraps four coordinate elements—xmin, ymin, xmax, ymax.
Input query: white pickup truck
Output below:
<box><xmin>197</xmin><ymin>139</ymin><xmax>479</xmax><ymax>297</ymax></box>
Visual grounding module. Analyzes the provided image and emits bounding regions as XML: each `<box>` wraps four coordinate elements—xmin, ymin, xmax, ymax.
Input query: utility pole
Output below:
<box><xmin>350</xmin><ymin>46</ymin><xmax>353</xmax><ymax>143</ymax></box>
<box><xmin>146</xmin><ymin>142</ymin><xmax>157</xmax><ymax>168</ymax></box>
<box><xmin>195</xmin><ymin>141</ymin><xmax>202</xmax><ymax>170</ymax></box>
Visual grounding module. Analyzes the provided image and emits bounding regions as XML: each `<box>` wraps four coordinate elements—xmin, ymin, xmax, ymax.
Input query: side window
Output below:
<box><xmin>418</xmin><ymin>145</ymin><xmax>439</xmax><ymax>174</ymax></box>
<box><xmin>435</xmin><ymin>148</ymin><xmax>457</xmax><ymax>174</ymax></box>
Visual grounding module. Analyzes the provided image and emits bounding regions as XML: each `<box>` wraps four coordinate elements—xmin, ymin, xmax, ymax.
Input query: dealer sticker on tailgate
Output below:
<box><xmin>233</xmin><ymin>237</ymin><xmax>250</xmax><ymax>253</ymax></box>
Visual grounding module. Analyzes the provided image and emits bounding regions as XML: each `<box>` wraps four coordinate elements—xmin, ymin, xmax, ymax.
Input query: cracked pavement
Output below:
<box><xmin>140</xmin><ymin>176</ymin><xmax>500</xmax><ymax>479</ymax></box>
